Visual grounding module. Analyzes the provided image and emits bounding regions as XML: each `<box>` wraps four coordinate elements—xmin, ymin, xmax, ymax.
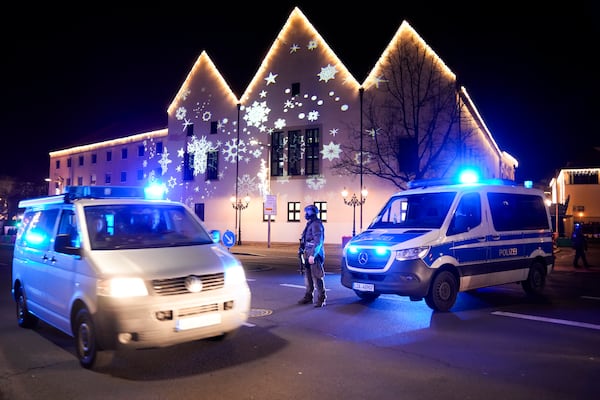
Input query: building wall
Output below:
<box><xmin>47</xmin><ymin>7</ymin><xmax>516</xmax><ymax>245</ymax></box>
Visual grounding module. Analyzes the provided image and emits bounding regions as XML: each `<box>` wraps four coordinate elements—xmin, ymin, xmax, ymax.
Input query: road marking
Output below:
<box><xmin>493</xmin><ymin>311</ymin><xmax>600</xmax><ymax>330</ymax></box>
<box><xmin>281</xmin><ymin>284</ymin><xmax>305</xmax><ymax>289</ymax></box>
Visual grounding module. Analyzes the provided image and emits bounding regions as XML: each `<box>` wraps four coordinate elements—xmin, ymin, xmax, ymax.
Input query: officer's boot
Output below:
<box><xmin>298</xmin><ymin>293</ymin><xmax>313</xmax><ymax>305</ymax></box>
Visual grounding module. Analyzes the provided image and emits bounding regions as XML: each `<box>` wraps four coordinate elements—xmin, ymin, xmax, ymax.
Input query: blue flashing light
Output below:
<box><xmin>458</xmin><ymin>169</ymin><xmax>479</xmax><ymax>184</ymax></box>
<box><xmin>524</xmin><ymin>180</ymin><xmax>533</xmax><ymax>189</ymax></box>
<box><xmin>144</xmin><ymin>183</ymin><xmax>167</xmax><ymax>200</ymax></box>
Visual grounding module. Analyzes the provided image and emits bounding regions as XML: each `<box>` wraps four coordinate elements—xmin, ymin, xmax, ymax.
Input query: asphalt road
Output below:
<box><xmin>1</xmin><ymin>243</ymin><xmax>599</xmax><ymax>400</ymax></box>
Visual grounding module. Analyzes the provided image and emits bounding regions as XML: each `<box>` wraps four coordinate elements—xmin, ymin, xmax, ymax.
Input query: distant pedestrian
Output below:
<box><xmin>571</xmin><ymin>224</ymin><xmax>590</xmax><ymax>269</ymax></box>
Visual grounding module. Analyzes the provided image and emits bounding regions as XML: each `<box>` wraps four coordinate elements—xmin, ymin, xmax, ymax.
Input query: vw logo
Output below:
<box><xmin>358</xmin><ymin>252</ymin><xmax>369</xmax><ymax>265</ymax></box>
<box><xmin>185</xmin><ymin>275</ymin><xmax>203</xmax><ymax>293</ymax></box>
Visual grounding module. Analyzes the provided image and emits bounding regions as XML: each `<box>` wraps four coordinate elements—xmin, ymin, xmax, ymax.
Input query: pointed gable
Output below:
<box><xmin>167</xmin><ymin>50</ymin><xmax>238</xmax><ymax>139</ymax></box>
<box><xmin>363</xmin><ymin>20</ymin><xmax>455</xmax><ymax>90</ymax></box>
<box><xmin>240</xmin><ymin>6</ymin><xmax>360</xmax><ymax>103</ymax></box>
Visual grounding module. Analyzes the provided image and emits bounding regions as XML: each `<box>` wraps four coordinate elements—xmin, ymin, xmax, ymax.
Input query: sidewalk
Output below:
<box><xmin>231</xmin><ymin>241</ymin><xmax>600</xmax><ymax>274</ymax></box>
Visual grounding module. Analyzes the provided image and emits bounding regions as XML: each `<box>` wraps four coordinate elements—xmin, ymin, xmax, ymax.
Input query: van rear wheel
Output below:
<box><xmin>425</xmin><ymin>271</ymin><xmax>458</xmax><ymax>312</ymax></box>
<box><xmin>75</xmin><ymin>308</ymin><xmax>98</xmax><ymax>369</ymax></box>
<box><xmin>15</xmin><ymin>288</ymin><xmax>38</xmax><ymax>329</ymax></box>
<box><xmin>522</xmin><ymin>261</ymin><xmax>546</xmax><ymax>295</ymax></box>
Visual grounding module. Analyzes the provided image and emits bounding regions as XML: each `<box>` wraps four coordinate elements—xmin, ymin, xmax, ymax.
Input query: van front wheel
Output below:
<box><xmin>75</xmin><ymin>308</ymin><xmax>98</xmax><ymax>369</ymax></box>
<box><xmin>522</xmin><ymin>261</ymin><xmax>546</xmax><ymax>295</ymax></box>
<box><xmin>425</xmin><ymin>271</ymin><xmax>458</xmax><ymax>312</ymax></box>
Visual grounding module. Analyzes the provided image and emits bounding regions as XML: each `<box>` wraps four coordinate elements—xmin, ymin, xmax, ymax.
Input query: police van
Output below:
<box><xmin>341</xmin><ymin>175</ymin><xmax>555</xmax><ymax>312</ymax></box>
<box><xmin>11</xmin><ymin>185</ymin><xmax>251</xmax><ymax>368</ymax></box>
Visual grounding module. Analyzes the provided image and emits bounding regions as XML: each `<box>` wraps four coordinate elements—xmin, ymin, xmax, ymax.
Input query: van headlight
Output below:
<box><xmin>225</xmin><ymin>264</ymin><xmax>247</xmax><ymax>285</ymax></box>
<box><xmin>97</xmin><ymin>278</ymin><xmax>148</xmax><ymax>297</ymax></box>
<box><xmin>395</xmin><ymin>246</ymin><xmax>430</xmax><ymax>261</ymax></box>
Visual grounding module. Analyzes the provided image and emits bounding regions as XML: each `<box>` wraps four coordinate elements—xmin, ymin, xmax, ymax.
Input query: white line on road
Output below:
<box><xmin>493</xmin><ymin>311</ymin><xmax>600</xmax><ymax>330</ymax></box>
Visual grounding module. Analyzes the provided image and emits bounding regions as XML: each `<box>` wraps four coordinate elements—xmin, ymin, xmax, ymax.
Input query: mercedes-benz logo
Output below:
<box><xmin>185</xmin><ymin>276</ymin><xmax>203</xmax><ymax>293</ymax></box>
<box><xmin>358</xmin><ymin>252</ymin><xmax>369</xmax><ymax>265</ymax></box>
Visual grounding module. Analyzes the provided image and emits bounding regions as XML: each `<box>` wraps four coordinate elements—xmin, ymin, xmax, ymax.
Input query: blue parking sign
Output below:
<box><xmin>222</xmin><ymin>230</ymin><xmax>236</xmax><ymax>248</ymax></box>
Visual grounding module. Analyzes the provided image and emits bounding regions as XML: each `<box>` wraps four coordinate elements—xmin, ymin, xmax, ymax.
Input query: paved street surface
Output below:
<box><xmin>232</xmin><ymin>240</ymin><xmax>600</xmax><ymax>274</ymax></box>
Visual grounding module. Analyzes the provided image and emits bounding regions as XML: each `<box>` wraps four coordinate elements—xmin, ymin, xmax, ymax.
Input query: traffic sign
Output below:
<box><xmin>222</xmin><ymin>230</ymin><xmax>236</xmax><ymax>248</ymax></box>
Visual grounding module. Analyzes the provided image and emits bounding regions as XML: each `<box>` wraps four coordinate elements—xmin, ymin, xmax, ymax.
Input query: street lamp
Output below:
<box><xmin>230</xmin><ymin>194</ymin><xmax>250</xmax><ymax>245</ymax></box>
<box><xmin>341</xmin><ymin>187</ymin><xmax>368</xmax><ymax>237</ymax></box>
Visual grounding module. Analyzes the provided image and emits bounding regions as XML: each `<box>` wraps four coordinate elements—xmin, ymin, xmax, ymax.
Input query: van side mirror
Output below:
<box><xmin>54</xmin><ymin>234</ymin><xmax>82</xmax><ymax>256</ymax></box>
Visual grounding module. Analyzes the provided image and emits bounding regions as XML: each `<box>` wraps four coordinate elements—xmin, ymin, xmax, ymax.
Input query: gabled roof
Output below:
<box><xmin>240</xmin><ymin>6</ymin><xmax>360</xmax><ymax>103</ymax></box>
<box><xmin>167</xmin><ymin>50</ymin><xmax>238</xmax><ymax>116</ymax></box>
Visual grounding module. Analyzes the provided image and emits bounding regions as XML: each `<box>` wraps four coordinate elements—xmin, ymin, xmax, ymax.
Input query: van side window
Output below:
<box><xmin>448</xmin><ymin>192</ymin><xmax>481</xmax><ymax>236</ymax></box>
<box><xmin>18</xmin><ymin>209</ymin><xmax>60</xmax><ymax>250</ymax></box>
<box><xmin>488</xmin><ymin>192</ymin><xmax>549</xmax><ymax>231</ymax></box>
<box><xmin>57</xmin><ymin>209</ymin><xmax>80</xmax><ymax>248</ymax></box>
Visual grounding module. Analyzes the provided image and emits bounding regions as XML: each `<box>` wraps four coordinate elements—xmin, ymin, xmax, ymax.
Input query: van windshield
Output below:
<box><xmin>369</xmin><ymin>192</ymin><xmax>456</xmax><ymax>229</ymax></box>
<box><xmin>85</xmin><ymin>204</ymin><xmax>213</xmax><ymax>250</ymax></box>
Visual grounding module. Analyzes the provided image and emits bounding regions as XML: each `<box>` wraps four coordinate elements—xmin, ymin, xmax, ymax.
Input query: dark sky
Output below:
<box><xmin>2</xmin><ymin>2</ymin><xmax>597</xmax><ymax>184</ymax></box>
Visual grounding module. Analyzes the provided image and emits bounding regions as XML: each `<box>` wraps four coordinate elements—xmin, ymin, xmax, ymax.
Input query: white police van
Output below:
<box><xmin>341</xmin><ymin>175</ymin><xmax>555</xmax><ymax>312</ymax></box>
<box><xmin>11</xmin><ymin>185</ymin><xmax>251</xmax><ymax>368</ymax></box>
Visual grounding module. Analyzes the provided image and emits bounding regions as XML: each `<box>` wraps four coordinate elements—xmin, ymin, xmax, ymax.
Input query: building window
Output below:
<box><xmin>67</xmin><ymin>158</ymin><xmax>72</xmax><ymax>168</ymax></box>
<box><xmin>105</xmin><ymin>174</ymin><xmax>111</xmax><ymax>184</ymax></box>
<box><xmin>314</xmin><ymin>201</ymin><xmax>327</xmax><ymax>222</ymax></box>
<box><xmin>156</xmin><ymin>142</ymin><xmax>163</xmax><ymax>154</ymax></box>
<box><xmin>138</xmin><ymin>145</ymin><xmax>145</xmax><ymax>157</ymax></box>
<box><xmin>183</xmin><ymin>152</ymin><xmax>194</xmax><ymax>181</ymax></box>
<box><xmin>206</xmin><ymin>150</ymin><xmax>218</xmax><ymax>181</ymax></box>
<box><xmin>77</xmin><ymin>176</ymin><xmax>83</xmax><ymax>186</ymax></box>
<box><xmin>66</xmin><ymin>178</ymin><xmax>72</xmax><ymax>186</ymax></box>
<box><xmin>288</xmin><ymin>130</ymin><xmax>302</xmax><ymax>176</ymax></box>
<box><xmin>291</xmin><ymin>82</ymin><xmax>300</xmax><ymax>96</ymax></box>
<box><xmin>272</xmin><ymin>131</ymin><xmax>284</xmax><ymax>176</ymax></box>
<box><xmin>121</xmin><ymin>148</ymin><xmax>128</xmax><ymax>159</ymax></box>
<box><xmin>91</xmin><ymin>154</ymin><xmax>97</xmax><ymax>164</ymax></box>
<box><xmin>106</xmin><ymin>151</ymin><xmax>112</xmax><ymax>162</ymax></box>
<box><xmin>211</xmin><ymin>121</ymin><xmax>218</xmax><ymax>134</ymax></box>
<box><xmin>137</xmin><ymin>169</ymin><xmax>144</xmax><ymax>180</ymax></box>
<box><xmin>78</xmin><ymin>156</ymin><xmax>84</xmax><ymax>166</ymax></box>
<box><xmin>90</xmin><ymin>174</ymin><xmax>97</xmax><ymax>185</ymax></box>
<box><xmin>120</xmin><ymin>171</ymin><xmax>127</xmax><ymax>182</ymax></box>
<box><xmin>287</xmin><ymin>202</ymin><xmax>301</xmax><ymax>222</ymax></box>
<box><xmin>304</xmin><ymin>128</ymin><xmax>320</xmax><ymax>175</ymax></box>
<box><xmin>55</xmin><ymin>160</ymin><xmax>60</xmax><ymax>169</ymax></box>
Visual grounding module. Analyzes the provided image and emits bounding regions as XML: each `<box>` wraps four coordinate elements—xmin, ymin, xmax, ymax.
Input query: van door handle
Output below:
<box><xmin>491</xmin><ymin>235</ymin><xmax>501</xmax><ymax>241</ymax></box>
<box><xmin>477</xmin><ymin>236</ymin><xmax>486</xmax><ymax>242</ymax></box>
<box><xmin>42</xmin><ymin>255</ymin><xmax>49</xmax><ymax>261</ymax></box>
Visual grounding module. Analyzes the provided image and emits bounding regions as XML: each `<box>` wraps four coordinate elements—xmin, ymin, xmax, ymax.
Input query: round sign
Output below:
<box><xmin>222</xmin><ymin>230</ymin><xmax>236</xmax><ymax>248</ymax></box>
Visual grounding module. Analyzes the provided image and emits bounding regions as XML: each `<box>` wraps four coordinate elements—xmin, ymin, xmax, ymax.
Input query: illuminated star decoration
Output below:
<box><xmin>290</xmin><ymin>44</ymin><xmax>300</xmax><ymax>53</ymax></box>
<box><xmin>318</xmin><ymin>64</ymin><xmax>338</xmax><ymax>82</ymax></box>
<box><xmin>307</xmin><ymin>40</ymin><xmax>318</xmax><ymax>50</ymax></box>
<box><xmin>373</xmin><ymin>75</ymin><xmax>387</xmax><ymax>88</ymax></box>
<box><xmin>264</xmin><ymin>72</ymin><xmax>278</xmax><ymax>85</ymax></box>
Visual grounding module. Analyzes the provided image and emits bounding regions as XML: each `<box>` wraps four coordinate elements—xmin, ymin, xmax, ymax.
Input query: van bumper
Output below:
<box><xmin>340</xmin><ymin>256</ymin><xmax>434</xmax><ymax>298</ymax></box>
<box><xmin>93</xmin><ymin>288</ymin><xmax>251</xmax><ymax>350</ymax></box>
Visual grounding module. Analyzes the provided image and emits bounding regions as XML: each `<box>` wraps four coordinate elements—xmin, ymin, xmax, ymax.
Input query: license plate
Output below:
<box><xmin>353</xmin><ymin>282</ymin><xmax>374</xmax><ymax>292</ymax></box>
<box><xmin>176</xmin><ymin>313</ymin><xmax>222</xmax><ymax>331</ymax></box>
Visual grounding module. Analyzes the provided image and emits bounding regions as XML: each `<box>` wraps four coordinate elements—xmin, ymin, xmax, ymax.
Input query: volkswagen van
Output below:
<box><xmin>11</xmin><ymin>185</ymin><xmax>251</xmax><ymax>368</ymax></box>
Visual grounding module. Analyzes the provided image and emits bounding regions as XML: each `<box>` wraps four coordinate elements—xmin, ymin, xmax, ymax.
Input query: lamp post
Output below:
<box><xmin>230</xmin><ymin>194</ymin><xmax>250</xmax><ymax>245</ymax></box>
<box><xmin>341</xmin><ymin>187</ymin><xmax>368</xmax><ymax>237</ymax></box>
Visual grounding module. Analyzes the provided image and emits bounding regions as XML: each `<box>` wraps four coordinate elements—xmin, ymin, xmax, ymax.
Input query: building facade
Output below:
<box><xmin>48</xmin><ymin>7</ymin><xmax>517</xmax><ymax>245</ymax></box>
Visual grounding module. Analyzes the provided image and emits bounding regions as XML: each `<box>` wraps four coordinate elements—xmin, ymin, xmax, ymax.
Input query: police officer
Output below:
<box><xmin>298</xmin><ymin>204</ymin><xmax>326</xmax><ymax>307</ymax></box>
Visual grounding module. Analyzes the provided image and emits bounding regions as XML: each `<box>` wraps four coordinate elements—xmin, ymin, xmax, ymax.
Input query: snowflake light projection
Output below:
<box><xmin>306</xmin><ymin>175</ymin><xmax>326</xmax><ymax>190</ymax></box>
<box><xmin>176</xmin><ymin>107</ymin><xmax>187</xmax><ymax>120</ymax></box>
<box><xmin>318</xmin><ymin>64</ymin><xmax>338</xmax><ymax>82</ymax></box>
<box><xmin>222</xmin><ymin>138</ymin><xmax>248</xmax><ymax>164</ymax></box>
<box><xmin>243</xmin><ymin>101</ymin><xmax>271</xmax><ymax>129</ymax></box>
<box><xmin>321</xmin><ymin>141</ymin><xmax>342</xmax><ymax>161</ymax></box>
<box><xmin>187</xmin><ymin>135</ymin><xmax>219</xmax><ymax>175</ymax></box>
<box><xmin>237</xmin><ymin>174</ymin><xmax>258</xmax><ymax>197</ymax></box>
<box><xmin>158</xmin><ymin>147</ymin><xmax>172</xmax><ymax>175</ymax></box>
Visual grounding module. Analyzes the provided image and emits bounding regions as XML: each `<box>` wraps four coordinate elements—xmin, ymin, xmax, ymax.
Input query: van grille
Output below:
<box><xmin>152</xmin><ymin>273</ymin><xmax>225</xmax><ymax>295</ymax></box>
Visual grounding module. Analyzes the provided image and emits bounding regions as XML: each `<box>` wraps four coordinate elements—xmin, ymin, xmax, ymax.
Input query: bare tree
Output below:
<box><xmin>333</xmin><ymin>32</ymin><xmax>475</xmax><ymax>190</ymax></box>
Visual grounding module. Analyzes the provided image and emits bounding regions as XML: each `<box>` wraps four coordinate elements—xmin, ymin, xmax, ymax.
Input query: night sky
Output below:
<box><xmin>2</xmin><ymin>2</ymin><xmax>596</xmax><ymax>184</ymax></box>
